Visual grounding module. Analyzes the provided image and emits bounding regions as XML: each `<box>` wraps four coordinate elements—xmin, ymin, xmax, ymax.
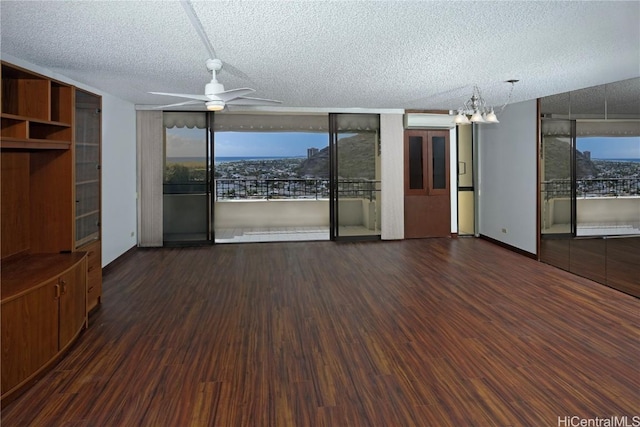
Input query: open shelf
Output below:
<box><xmin>1</xmin><ymin>113</ymin><xmax>71</xmax><ymax>127</ymax></box>
<box><xmin>1</xmin><ymin>64</ymin><xmax>50</xmax><ymax>121</ymax></box>
<box><xmin>1</xmin><ymin>62</ymin><xmax>73</xmax><ymax>150</ymax></box>
<box><xmin>0</xmin><ymin>137</ymin><xmax>71</xmax><ymax>150</ymax></box>
<box><xmin>1</xmin><ymin>117</ymin><xmax>28</xmax><ymax>139</ymax></box>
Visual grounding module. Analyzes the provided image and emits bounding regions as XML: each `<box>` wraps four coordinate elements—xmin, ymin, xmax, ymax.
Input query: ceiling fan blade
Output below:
<box><xmin>180</xmin><ymin>0</ymin><xmax>216</xmax><ymax>59</ymax></box>
<box><xmin>226</xmin><ymin>96</ymin><xmax>282</xmax><ymax>106</ymax></box>
<box><xmin>153</xmin><ymin>100</ymin><xmax>203</xmax><ymax>109</ymax></box>
<box><xmin>149</xmin><ymin>91</ymin><xmax>210</xmax><ymax>101</ymax></box>
<box><xmin>215</xmin><ymin>88</ymin><xmax>255</xmax><ymax>102</ymax></box>
<box><xmin>221</xmin><ymin>61</ymin><xmax>254</xmax><ymax>83</ymax></box>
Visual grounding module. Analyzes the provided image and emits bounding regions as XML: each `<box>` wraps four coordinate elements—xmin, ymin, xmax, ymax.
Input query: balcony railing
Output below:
<box><xmin>213</xmin><ymin>178</ymin><xmax>380</xmax><ymax>201</ymax></box>
<box><xmin>542</xmin><ymin>177</ymin><xmax>640</xmax><ymax>199</ymax></box>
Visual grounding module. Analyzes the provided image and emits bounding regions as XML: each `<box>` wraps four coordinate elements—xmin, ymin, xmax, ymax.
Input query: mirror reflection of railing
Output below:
<box><xmin>213</xmin><ymin>179</ymin><xmax>380</xmax><ymax>201</ymax></box>
<box><xmin>542</xmin><ymin>178</ymin><xmax>639</xmax><ymax>199</ymax></box>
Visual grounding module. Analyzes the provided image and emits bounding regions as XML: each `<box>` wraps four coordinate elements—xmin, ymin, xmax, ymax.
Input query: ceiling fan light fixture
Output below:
<box><xmin>206</xmin><ymin>100</ymin><xmax>225</xmax><ymax>111</ymax></box>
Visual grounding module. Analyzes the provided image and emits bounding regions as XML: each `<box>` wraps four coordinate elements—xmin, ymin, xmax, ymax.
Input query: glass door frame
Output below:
<box><xmin>329</xmin><ymin>114</ymin><xmax>338</xmax><ymax>240</ymax></box>
<box><xmin>162</xmin><ymin>110</ymin><xmax>214</xmax><ymax>246</ymax></box>
<box><xmin>329</xmin><ymin>113</ymin><xmax>381</xmax><ymax>242</ymax></box>
<box><xmin>456</xmin><ymin>124</ymin><xmax>476</xmax><ymax>236</ymax></box>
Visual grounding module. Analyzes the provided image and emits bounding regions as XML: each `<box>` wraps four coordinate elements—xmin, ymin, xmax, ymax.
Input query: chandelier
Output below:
<box><xmin>452</xmin><ymin>80</ymin><xmax>518</xmax><ymax>124</ymax></box>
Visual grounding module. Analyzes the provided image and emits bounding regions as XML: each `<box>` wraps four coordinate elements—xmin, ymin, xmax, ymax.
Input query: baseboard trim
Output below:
<box><xmin>479</xmin><ymin>234</ymin><xmax>537</xmax><ymax>260</ymax></box>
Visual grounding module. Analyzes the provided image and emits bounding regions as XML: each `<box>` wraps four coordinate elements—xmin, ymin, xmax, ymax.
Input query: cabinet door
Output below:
<box><xmin>1</xmin><ymin>282</ymin><xmax>59</xmax><ymax>395</ymax></box>
<box><xmin>74</xmin><ymin>89</ymin><xmax>101</xmax><ymax>248</ymax></box>
<box><xmin>58</xmin><ymin>260</ymin><xmax>87</xmax><ymax>349</ymax></box>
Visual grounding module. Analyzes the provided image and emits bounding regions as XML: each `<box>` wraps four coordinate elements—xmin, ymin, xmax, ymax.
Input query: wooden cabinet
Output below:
<box><xmin>1</xmin><ymin>254</ymin><xmax>87</xmax><ymax>402</ymax></box>
<box><xmin>1</xmin><ymin>281</ymin><xmax>58</xmax><ymax>397</ymax></box>
<box><xmin>58</xmin><ymin>258</ymin><xmax>88</xmax><ymax>347</ymax></box>
<box><xmin>0</xmin><ymin>61</ymin><xmax>102</xmax><ymax>403</ymax></box>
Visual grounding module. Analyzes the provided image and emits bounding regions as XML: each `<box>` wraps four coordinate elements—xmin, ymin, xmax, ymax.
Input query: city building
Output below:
<box><xmin>307</xmin><ymin>147</ymin><xmax>319</xmax><ymax>159</ymax></box>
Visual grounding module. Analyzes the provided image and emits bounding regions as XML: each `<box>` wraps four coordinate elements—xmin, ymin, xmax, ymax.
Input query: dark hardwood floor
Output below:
<box><xmin>2</xmin><ymin>238</ymin><xmax>638</xmax><ymax>426</ymax></box>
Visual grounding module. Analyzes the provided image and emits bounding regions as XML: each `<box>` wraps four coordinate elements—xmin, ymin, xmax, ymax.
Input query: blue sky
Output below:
<box><xmin>169</xmin><ymin>128</ymin><xmax>639</xmax><ymax>159</ymax></box>
<box><xmin>165</xmin><ymin>126</ymin><xmax>329</xmax><ymax>157</ymax></box>
<box><xmin>215</xmin><ymin>132</ymin><xmax>329</xmax><ymax>157</ymax></box>
<box><xmin>577</xmin><ymin>136</ymin><xmax>640</xmax><ymax>159</ymax></box>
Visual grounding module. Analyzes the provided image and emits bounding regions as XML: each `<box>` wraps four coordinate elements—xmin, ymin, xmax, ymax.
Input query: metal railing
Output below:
<box><xmin>213</xmin><ymin>178</ymin><xmax>380</xmax><ymax>201</ymax></box>
<box><xmin>542</xmin><ymin>178</ymin><xmax>640</xmax><ymax>199</ymax></box>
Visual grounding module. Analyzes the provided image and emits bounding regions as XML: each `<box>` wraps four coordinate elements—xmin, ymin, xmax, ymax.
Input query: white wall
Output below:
<box><xmin>214</xmin><ymin>199</ymin><xmax>329</xmax><ymax>228</ymax></box>
<box><xmin>1</xmin><ymin>54</ymin><xmax>138</xmax><ymax>266</ymax></box>
<box><xmin>477</xmin><ymin>100</ymin><xmax>538</xmax><ymax>254</ymax></box>
<box><xmin>101</xmin><ymin>94</ymin><xmax>137</xmax><ymax>265</ymax></box>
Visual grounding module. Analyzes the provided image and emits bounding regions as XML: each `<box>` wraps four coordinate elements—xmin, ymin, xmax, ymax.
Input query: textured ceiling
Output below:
<box><xmin>1</xmin><ymin>1</ymin><xmax>639</xmax><ymax>112</ymax></box>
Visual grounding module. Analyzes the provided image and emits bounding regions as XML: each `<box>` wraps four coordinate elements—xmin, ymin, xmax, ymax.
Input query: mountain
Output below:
<box><xmin>297</xmin><ymin>134</ymin><xmax>377</xmax><ymax>178</ymax></box>
<box><xmin>297</xmin><ymin>146</ymin><xmax>329</xmax><ymax>177</ymax></box>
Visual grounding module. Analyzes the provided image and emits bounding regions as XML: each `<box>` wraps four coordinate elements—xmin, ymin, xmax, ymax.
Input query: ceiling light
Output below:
<box><xmin>451</xmin><ymin>81</ymin><xmax>517</xmax><ymax>125</ymax></box>
<box><xmin>454</xmin><ymin>110</ymin><xmax>471</xmax><ymax>124</ymax></box>
<box><xmin>206</xmin><ymin>100</ymin><xmax>224</xmax><ymax>111</ymax></box>
<box><xmin>470</xmin><ymin>110</ymin><xmax>485</xmax><ymax>123</ymax></box>
<box><xmin>483</xmin><ymin>108</ymin><xmax>499</xmax><ymax>123</ymax></box>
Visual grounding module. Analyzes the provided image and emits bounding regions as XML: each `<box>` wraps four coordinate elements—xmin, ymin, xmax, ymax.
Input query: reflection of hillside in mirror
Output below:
<box><xmin>543</xmin><ymin>136</ymin><xmax>594</xmax><ymax>180</ymax></box>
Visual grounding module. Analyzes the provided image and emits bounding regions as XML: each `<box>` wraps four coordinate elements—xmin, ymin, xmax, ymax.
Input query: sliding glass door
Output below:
<box><xmin>162</xmin><ymin>112</ymin><xmax>212</xmax><ymax>244</ymax></box>
<box><xmin>212</xmin><ymin>113</ymin><xmax>330</xmax><ymax>243</ymax></box>
<box><xmin>329</xmin><ymin>114</ymin><xmax>381</xmax><ymax>240</ymax></box>
<box><xmin>159</xmin><ymin>112</ymin><xmax>384</xmax><ymax>244</ymax></box>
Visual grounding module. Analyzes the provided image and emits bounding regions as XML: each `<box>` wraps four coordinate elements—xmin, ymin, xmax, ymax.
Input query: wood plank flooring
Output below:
<box><xmin>2</xmin><ymin>238</ymin><xmax>638</xmax><ymax>426</ymax></box>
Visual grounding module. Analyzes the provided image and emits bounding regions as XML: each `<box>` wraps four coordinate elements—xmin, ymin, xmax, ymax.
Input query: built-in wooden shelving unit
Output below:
<box><xmin>0</xmin><ymin>61</ymin><xmax>102</xmax><ymax>405</ymax></box>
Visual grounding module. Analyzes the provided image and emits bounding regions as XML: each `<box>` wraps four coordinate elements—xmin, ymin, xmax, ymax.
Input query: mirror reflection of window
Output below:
<box><xmin>574</xmin><ymin>121</ymin><xmax>640</xmax><ymax>236</ymax></box>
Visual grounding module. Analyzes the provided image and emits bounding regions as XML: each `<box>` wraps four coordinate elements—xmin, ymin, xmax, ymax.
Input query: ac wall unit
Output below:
<box><xmin>404</xmin><ymin>113</ymin><xmax>456</xmax><ymax>129</ymax></box>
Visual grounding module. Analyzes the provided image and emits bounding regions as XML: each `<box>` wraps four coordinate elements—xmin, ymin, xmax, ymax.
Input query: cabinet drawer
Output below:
<box><xmin>87</xmin><ymin>268</ymin><xmax>102</xmax><ymax>295</ymax></box>
<box><xmin>87</xmin><ymin>256</ymin><xmax>101</xmax><ymax>275</ymax></box>
<box><xmin>78</xmin><ymin>240</ymin><xmax>102</xmax><ymax>313</ymax></box>
<box><xmin>83</xmin><ymin>241</ymin><xmax>101</xmax><ymax>268</ymax></box>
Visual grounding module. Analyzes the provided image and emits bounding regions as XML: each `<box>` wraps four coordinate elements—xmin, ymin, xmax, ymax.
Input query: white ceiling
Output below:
<box><xmin>1</xmin><ymin>1</ymin><xmax>639</xmax><ymax>112</ymax></box>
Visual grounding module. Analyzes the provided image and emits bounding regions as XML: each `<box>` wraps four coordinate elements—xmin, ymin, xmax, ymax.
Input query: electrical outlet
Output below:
<box><xmin>501</xmin><ymin>228</ymin><xmax>508</xmax><ymax>233</ymax></box>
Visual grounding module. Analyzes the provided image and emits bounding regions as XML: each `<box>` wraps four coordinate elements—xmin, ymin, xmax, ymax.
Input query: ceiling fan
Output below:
<box><xmin>149</xmin><ymin>0</ymin><xmax>281</xmax><ymax>111</ymax></box>
<box><xmin>150</xmin><ymin>58</ymin><xmax>281</xmax><ymax>111</ymax></box>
